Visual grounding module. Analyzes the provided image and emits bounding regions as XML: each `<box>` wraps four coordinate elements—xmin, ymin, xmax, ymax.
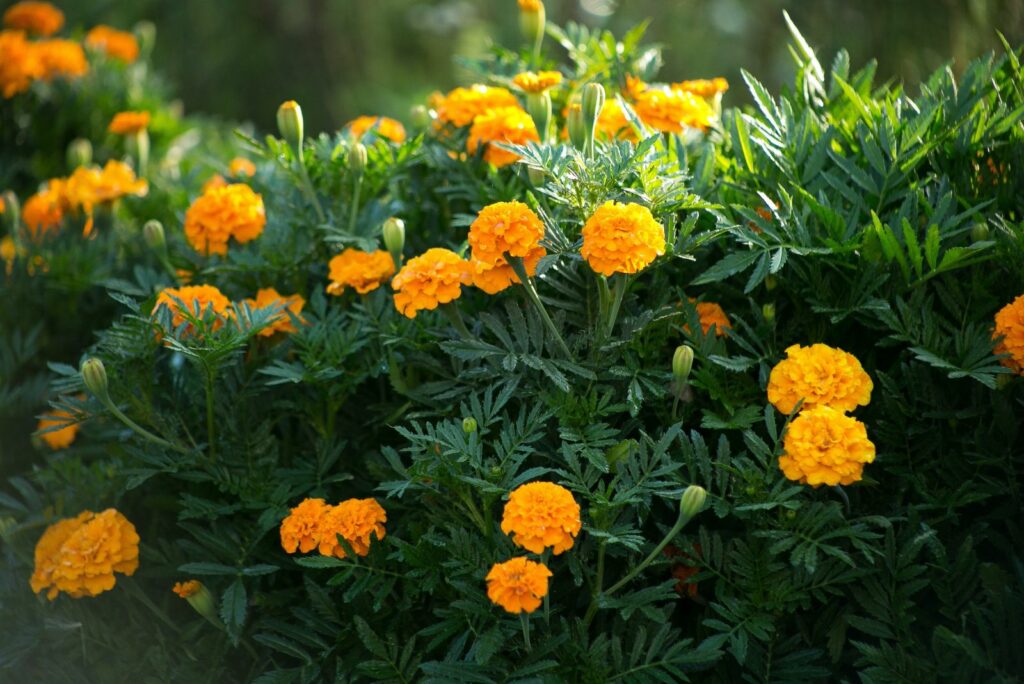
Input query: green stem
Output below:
<box><xmin>520</xmin><ymin>613</ymin><xmax>532</xmax><ymax>652</ymax></box>
<box><xmin>605</xmin><ymin>508</ymin><xmax>692</xmax><ymax>597</ymax></box>
<box><xmin>507</xmin><ymin>256</ymin><xmax>572</xmax><ymax>359</ymax></box>
<box><xmin>135</xmin><ymin>130</ymin><xmax>150</xmax><ymax>177</ymax></box>
<box><xmin>295</xmin><ymin>147</ymin><xmax>326</xmax><ymax>224</ymax></box>
<box><xmin>605</xmin><ymin>275</ymin><xmax>628</xmax><ymax>339</ymax></box>
<box><xmin>102</xmin><ymin>399</ymin><xmax>190</xmax><ymax>454</ymax></box>
<box><xmin>348</xmin><ymin>174</ymin><xmax>363</xmax><ymax>234</ymax></box>
<box><xmin>204</xmin><ymin>367</ymin><xmax>216</xmax><ymax>462</ymax></box>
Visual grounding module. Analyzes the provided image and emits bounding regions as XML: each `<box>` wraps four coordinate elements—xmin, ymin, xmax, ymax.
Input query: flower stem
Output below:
<box><xmin>348</xmin><ymin>175</ymin><xmax>363</xmax><ymax>234</ymax></box>
<box><xmin>294</xmin><ymin>147</ymin><xmax>326</xmax><ymax>224</ymax></box>
<box><xmin>440</xmin><ymin>303</ymin><xmax>473</xmax><ymax>339</ymax></box>
<box><xmin>101</xmin><ymin>398</ymin><xmax>190</xmax><ymax>454</ymax></box>
<box><xmin>520</xmin><ymin>613</ymin><xmax>532</xmax><ymax>652</ymax></box>
<box><xmin>204</xmin><ymin>367</ymin><xmax>217</xmax><ymax>462</ymax></box>
<box><xmin>604</xmin><ymin>275</ymin><xmax>628</xmax><ymax>339</ymax></box>
<box><xmin>507</xmin><ymin>256</ymin><xmax>572</xmax><ymax>359</ymax></box>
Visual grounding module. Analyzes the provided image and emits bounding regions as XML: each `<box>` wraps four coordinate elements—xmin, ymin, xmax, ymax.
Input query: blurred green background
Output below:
<box><xmin>58</xmin><ymin>0</ymin><xmax>1024</xmax><ymax>134</ymax></box>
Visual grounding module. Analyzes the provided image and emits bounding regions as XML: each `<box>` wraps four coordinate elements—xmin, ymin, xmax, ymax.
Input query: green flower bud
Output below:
<box><xmin>672</xmin><ymin>345</ymin><xmax>694</xmax><ymax>383</ymax></box>
<box><xmin>567</xmin><ymin>100</ymin><xmax>586</xmax><ymax>151</ymax></box>
<box><xmin>762</xmin><ymin>303</ymin><xmax>776</xmax><ymax>324</ymax></box>
<box><xmin>785</xmin><ymin>509</ymin><xmax>797</xmax><ymax>520</ymax></box>
<box><xmin>176</xmin><ymin>580</ymin><xmax>220</xmax><ymax>626</ymax></box>
<box><xmin>462</xmin><ymin>417</ymin><xmax>478</xmax><ymax>433</ymax></box>
<box><xmin>764</xmin><ymin>274</ymin><xmax>778</xmax><ymax>291</ymax></box>
<box><xmin>142</xmin><ymin>219</ymin><xmax>165</xmax><ymax>252</ymax></box>
<box><xmin>519</xmin><ymin>0</ymin><xmax>546</xmax><ymax>48</ymax></box>
<box><xmin>80</xmin><ymin>358</ymin><xmax>109</xmax><ymax>401</ymax></box>
<box><xmin>276</xmin><ymin>101</ymin><xmax>304</xmax><ymax>151</ymax></box>
<box><xmin>971</xmin><ymin>223</ymin><xmax>990</xmax><ymax>243</ymax></box>
<box><xmin>348</xmin><ymin>142</ymin><xmax>368</xmax><ymax>176</ymax></box>
<box><xmin>382</xmin><ymin>217</ymin><xmax>405</xmax><ymax>259</ymax></box>
<box><xmin>134</xmin><ymin>20</ymin><xmax>156</xmax><ymax>58</ymax></box>
<box><xmin>679</xmin><ymin>485</ymin><xmax>707</xmax><ymax>519</ymax></box>
<box><xmin>410</xmin><ymin>104</ymin><xmax>433</xmax><ymax>131</ymax></box>
<box><xmin>66</xmin><ymin>138</ymin><xmax>92</xmax><ymax>169</ymax></box>
<box><xmin>581</xmin><ymin>82</ymin><xmax>605</xmax><ymax>146</ymax></box>
<box><xmin>1</xmin><ymin>191</ymin><xmax>19</xmax><ymax>228</ymax></box>
<box><xmin>526</xmin><ymin>91</ymin><xmax>552</xmax><ymax>142</ymax></box>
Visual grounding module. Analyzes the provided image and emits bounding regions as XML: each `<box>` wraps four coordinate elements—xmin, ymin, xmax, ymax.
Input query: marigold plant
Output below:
<box><xmin>468</xmin><ymin>200</ymin><xmax>545</xmax><ymax>266</ymax></box>
<box><xmin>317</xmin><ymin>498</ymin><xmax>387</xmax><ymax>558</ymax></box>
<box><xmin>3</xmin><ymin>1</ymin><xmax>63</xmax><ymax>36</ymax></box>
<box><xmin>471</xmin><ymin>247</ymin><xmax>544</xmax><ymax>294</ymax></box>
<box><xmin>172</xmin><ymin>580</ymin><xmax>201</xmax><ymax>598</ymax></box>
<box><xmin>326</xmin><ymin>248</ymin><xmax>396</xmax><ymax>295</ymax></box>
<box><xmin>153</xmin><ymin>284</ymin><xmax>232</xmax><ymax>334</ymax></box>
<box><xmin>580</xmin><ymin>201</ymin><xmax>665</xmax><ymax>276</ymax></box>
<box><xmin>767</xmin><ymin>343</ymin><xmax>873</xmax><ymax>414</ymax></box>
<box><xmin>108</xmin><ymin>110</ymin><xmax>150</xmax><ymax>135</ymax></box>
<box><xmin>467</xmin><ymin>106</ymin><xmax>539</xmax><ymax>167</ymax></box>
<box><xmin>35</xmin><ymin>406</ymin><xmax>78</xmax><ymax>450</ymax></box>
<box><xmin>434</xmin><ymin>84</ymin><xmax>520</xmax><ymax>128</ymax></box>
<box><xmin>35</xmin><ymin>39</ymin><xmax>88</xmax><ymax>80</ymax></box>
<box><xmin>228</xmin><ymin>157</ymin><xmax>256</xmax><ymax>178</ymax></box>
<box><xmin>513</xmin><ymin>70</ymin><xmax>562</xmax><ymax>93</ymax></box>
<box><xmin>633</xmin><ymin>85</ymin><xmax>714</xmax><ymax>133</ymax></box>
<box><xmin>993</xmin><ymin>293</ymin><xmax>1024</xmax><ymax>375</ymax></box>
<box><xmin>778</xmin><ymin>406</ymin><xmax>877</xmax><ymax>486</ymax></box>
<box><xmin>0</xmin><ymin>29</ymin><xmax>42</xmax><ymax>98</ymax></box>
<box><xmin>501</xmin><ymin>481</ymin><xmax>581</xmax><ymax>555</ymax></box>
<box><xmin>391</xmin><ymin>247</ymin><xmax>471</xmax><ymax>318</ymax></box>
<box><xmin>485</xmin><ymin>557</ymin><xmax>552</xmax><ymax>614</ymax></box>
<box><xmin>85</xmin><ymin>25</ymin><xmax>138</xmax><ymax>63</ymax></box>
<box><xmin>243</xmin><ymin>287</ymin><xmax>305</xmax><ymax>336</ymax></box>
<box><xmin>184</xmin><ymin>183</ymin><xmax>266</xmax><ymax>256</ymax></box>
<box><xmin>346</xmin><ymin>115</ymin><xmax>406</xmax><ymax>143</ymax></box>
<box><xmin>279</xmin><ymin>498</ymin><xmax>331</xmax><ymax>554</ymax></box>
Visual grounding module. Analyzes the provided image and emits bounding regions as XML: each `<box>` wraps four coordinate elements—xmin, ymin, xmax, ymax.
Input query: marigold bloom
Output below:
<box><xmin>0</xmin><ymin>29</ymin><xmax>43</xmax><ymax>98</ymax></box>
<box><xmin>471</xmin><ymin>246</ymin><xmax>544</xmax><ymax>295</ymax></box>
<box><xmin>468</xmin><ymin>200</ymin><xmax>545</xmax><ymax>266</ymax></box>
<box><xmin>347</xmin><ymin>115</ymin><xmax>406</xmax><ymax>143</ymax></box>
<box><xmin>244</xmin><ymin>287</ymin><xmax>305</xmax><ymax>336</ymax></box>
<box><xmin>36</xmin><ymin>406</ymin><xmax>78</xmax><ymax>450</ymax></box>
<box><xmin>36</xmin><ymin>39</ymin><xmax>88</xmax><ymax>80</ymax></box>
<box><xmin>153</xmin><ymin>284</ymin><xmax>232</xmax><ymax>334</ymax></box>
<box><xmin>184</xmin><ymin>183</ymin><xmax>266</xmax><ymax>256</ymax></box>
<box><xmin>517</xmin><ymin>0</ymin><xmax>543</xmax><ymax>12</ymax></box>
<box><xmin>512</xmin><ymin>70</ymin><xmax>562</xmax><ymax>94</ymax></box>
<box><xmin>228</xmin><ymin>157</ymin><xmax>256</xmax><ymax>178</ymax></box>
<box><xmin>581</xmin><ymin>201</ymin><xmax>665</xmax><ymax>276</ymax></box>
<box><xmin>671</xmin><ymin>78</ymin><xmax>729</xmax><ymax>98</ymax></box>
<box><xmin>22</xmin><ymin>180</ymin><xmax>66</xmax><ymax>238</ymax></box>
<box><xmin>501</xmin><ymin>481</ymin><xmax>581</xmax><ymax>555</ymax></box>
<box><xmin>435</xmin><ymin>84</ymin><xmax>520</xmax><ymax>128</ymax></box>
<box><xmin>0</xmin><ymin>236</ymin><xmax>15</xmax><ymax>274</ymax></box>
<box><xmin>779</xmin><ymin>406</ymin><xmax>876</xmax><ymax>486</ymax></box>
<box><xmin>3</xmin><ymin>2</ymin><xmax>63</xmax><ymax>36</ymax></box>
<box><xmin>172</xmin><ymin>580</ymin><xmax>201</xmax><ymax>598</ymax></box>
<box><xmin>633</xmin><ymin>86</ymin><xmax>714</xmax><ymax>133</ymax></box>
<box><xmin>326</xmin><ymin>248</ymin><xmax>396</xmax><ymax>296</ymax></box>
<box><xmin>65</xmin><ymin>160</ymin><xmax>147</xmax><ymax>235</ymax></box>
<box><xmin>467</xmin><ymin>106</ymin><xmax>539</xmax><ymax>167</ymax></box>
<box><xmin>279</xmin><ymin>498</ymin><xmax>331</xmax><ymax>554</ymax></box>
<box><xmin>391</xmin><ymin>247</ymin><xmax>471</xmax><ymax>318</ymax></box>
<box><xmin>683</xmin><ymin>299</ymin><xmax>731</xmax><ymax>338</ymax></box>
<box><xmin>596</xmin><ymin>99</ymin><xmax>637</xmax><ymax>142</ymax></box>
<box><xmin>317</xmin><ymin>498</ymin><xmax>387</xmax><ymax>558</ymax></box>
<box><xmin>30</xmin><ymin>509</ymin><xmax>139</xmax><ymax>600</ymax></box>
<box><xmin>767</xmin><ymin>343</ymin><xmax>873</xmax><ymax>415</ymax></box>
<box><xmin>201</xmin><ymin>173</ymin><xmax>227</xmax><ymax>193</ymax></box>
<box><xmin>85</xmin><ymin>25</ymin><xmax>138</xmax><ymax>63</ymax></box>
<box><xmin>993</xmin><ymin>294</ymin><xmax>1024</xmax><ymax>375</ymax></box>
<box><xmin>486</xmin><ymin>557</ymin><xmax>551</xmax><ymax>614</ymax></box>
<box><xmin>108</xmin><ymin>110</ymin><xmax>150</xmax><ymax>135</ymax></box>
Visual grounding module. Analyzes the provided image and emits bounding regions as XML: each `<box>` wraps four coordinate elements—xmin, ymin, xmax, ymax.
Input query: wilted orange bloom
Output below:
<box><xmin>22</xmin><ymin>180</ymin><xmax>66</xmax><ymax>238</ymax></box>
<box><xmin>153</xmin><ymin>284</ymin><xmax>232</xmax><ymax>334</ymax></box>
<box><xmin>0</xmin><ymin>29</ymin><xmax>43</xmax><ymax>98</ymax></box>
<box><xmin>779</xmin><ymin>406</ymin><xmax>876</xmax><ymax>487</ymax></box>
<box><xmin>767</xmin><ymin>344</ymin><xmax>873</xmax><ymax>414</ymax></box>
<box><xmin>993</xmin><ymin>294</ymin><xmax>1024</xmax><ymax>375</ymax></box>
<box><xmin>596</xmin><ymin>99</ymin><xmax>638</xmax><ymax>142</ymax></box>
<box><xmin>467</xmin><ymin>106</ymin><xmax>539</xmax><ymax>167</ymax></box>
<box><xmin>501</xmin><ymin>481</ymin><xmax>581</xmax><ymax>555</ymax></box>
<box><xmin>326</xmin><ymin>248</ymin><xmax>396</xmax><ymax>295</ymax></box>
<box><xmin>184</xmin><ymin>183</ymin><xmax>265</xmax><ymax>256</ymax></box>
<box><xmin>391</xmin><ymin>247</ymin><xmax>471</xmax><ymax>318</ymax></box>
<box><xmin>85</xmin><ymin>25</ymin><xmax>139</xmax><ymax>63</ymax></box>
<box><xmin>633</xmin><ymin>86</ymin><xmax>714</xmax><ymax>133</ymax></box>
<box><xmin>684</xmin><ymin>299</ymin><xmax>732</xmax><ymax>338</ymax></box>
<box><xmin>36</xmin><ymin>406</ymin><xmax>79</xmax><ymax>450</ymax></box>
<box><xmin>671</xmin><ymin>78</ymin><xmax>729</xmax><ymax>98</ymax></box>
<box><xmin>3</xmin><ymin>2</ymin><xmax>63</xmax><ymax>36</ymax></box>
<box><xmin>228</xmin><ymin>157</ymin><xmax>256</xmax><ymax>178</ymax></box>
<box><xmin>471</xmin><ymin>246</ymin><xmax>544</xmax><ymax>295</ymax></box>
<box><xmin>30</xmin><ymin>509</ymin><xmax>139</xmax><ymax>600</ymax></box>
<box><xmin>172</xmin><ymin>580</ymin><xmax>201</xmax><ymax>598</ymax></box>
<box><xmin>347</xmin><ymin>115</ymin><xmax>406</xmax><ymax>143</ymax></box>
<box><xmin>317</xmin><ymin>498</ymin><xmax>387</xmax><ymax>559</ymax></box>
<box><xmin>65</xmin><ymin>160</ymin><xmax>148</xmax><ymax>235</ymax></box>
<box><xmin>486</xmin><ymin>557</ymin><xmax>551</xmax><ymax>614</ymax></box>
<box><xmin>435</xmin><ymin>85</ymin><xmax>520</xmax><ymax>128</ymax></box>
<box><xmin>280</xmin><ymin>498</ymin><xmax>332</xmax><ymax>554</ymax></box>
<box><xmin>581</xmin><ymin>201</ymin><xmax>665</xmax><ymax>276</ymax></box>
<box><xmin>36</xmin><ymin>39</ymin><xmax>88</xmax><ymax>80</ymax></box>
<box><xmin>244</xmin><ymin>287</ymin><xmax>305</xmax><ymax>336</ymax></box>
<box><xmin>468</xmin><ymin>200</ymin><xmax>545</xmax><ymax>266</ymax></box>
<box><xmin>108</xmin><ymin>110</ymin><xmax>150</xmax><ymax>135</ymax></box>
<box><xmin>512</xmin><ymin>70</ymin><xmax>562</xmax><ymax>93</ymax></box>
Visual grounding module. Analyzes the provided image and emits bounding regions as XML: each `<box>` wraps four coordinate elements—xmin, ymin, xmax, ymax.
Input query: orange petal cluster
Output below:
<box><xmin>671</xmin><ymin>78</ymin><xmax>729</xmax><ymax>98</ymax></box>
<box><xmin>172</xmin><ymin>580</ymin><xmax>201</xmax><ymax>598</ymax></box>
<box><xmin>36</xmin><ymin>406</ymin><xmax>79</xmax><ymax>450</ymax></box>
<box><xmin>596</xmin><ymin>99</ymin><xmax>638</xmax><ymax>142</ymax></box>
<box><xmin>767</xmin><ymin>344</ymin><xmax>873</xmax><ymax>415</ymax></box>
<box><xmin>85</xmin><ymin>25</ymin><xmax>138</xmax><ymax>63</ymax></box>
<box><xmin>347</xmin><ymin>115</ymin><xmax>407</xmax><ymax>143</ymax></box>
<box><xmin>228</xmin><ymin>157</ymin><xmax>256</xmax><ymax>178</ymax></box>
<box><xmin>3</xmin><ymin>2</ymin><xmax>63</xmax><ymax>36</ymax></box>
<box><xmin>778</xmin><ymin>406</ymin><xmax>876</xmax><ymax>487</ymax></box>
<box><xmin>153</xmin><ymin>284</ymin><xmax>232</xmax><ymax>335</ymax></box>
<box><xmin>434</xmin><ymin>84</ymin><xmax>520</xmax><ymax>128</ymax></box>
<box><xmin>391</xmin><ymin>247</ymin><xmax>471</xmax><ymax>318</ymax></box>
<box><xmin>279</xmin><ymin>498</ymin><xmax>332</xmax><ymax>554</ymax></box>
<box><xmin>684</xmin><ymin>299</ymin><xmax>732</xmax><ymax>338</ymax></box>
<box><xmin>244</xmin><ymin>287</ymin><xmax>305</xmax><ymax>336</ymax></box>
<box><xmin>581</xmin><ymin>201</ymin><xmax>665</xmax><ymax>276</ymax></box>
<box><xmin>36</xmin><ymin>38</ymin><xmax>87</xmax><ymax>79</ymax></box>
<box><xmin>21</xmin><ymin>179</ymin><xmax>66</xmax><ymax>238</ymax></box>
<box><xmin>471</xmin><ymin>247</ymin><xmax>544</xmax><ymax>295</ymax></box>
<box><xmin>468</xmin><ymin>200</ymin><xmax>545</xmax><ymax>265</ymax></box>
<box><xmin>467</xmin><ymin>106</ymin><xmax>539</xmax><ymax>167</ymax></box>
<box><xmin>486</xmin><ymin>557</ymin><xmax>552</xmax><ymax>614</ymax></box>
<box><xmin>512</xmin><ymin>71</ymin><xmax>562</xmax><ymax>94</ymax></box>
<box><xmin>326</xmin><ymin>248</ymin><xmax>396</xmax><ymax>295</ymax></box>
<box><xmin>633</xmin><ymin>86</ymin><xmax>714</xmax><ymax>133</ymax></box>
<box><xmin>500</xmin><ymin>481</ymin><xmax>581</xmax><ymax>555</ymax></box>
<box><xmin>184</xmin><ymin>183</ymin><xmax>266</xmax><ymax>256</ymax></box>
<box><xmin>0</xmin><ymin>29</ymin><xmax>43</xmax><ymax>98</ymax></box>
<box><xmin>279</xmin><ymin>497</ymin><xmax>387</xmax><ymax>559</ymax></box>
<box><xmin>993</xmin><ymin>294</ymin><xmax>1024</xmax><ymax>375</ymax></box>
<box><xmin>108</xmin><ymin>110</ymin><xmax>150</xmax><ymax>135</ymax></box>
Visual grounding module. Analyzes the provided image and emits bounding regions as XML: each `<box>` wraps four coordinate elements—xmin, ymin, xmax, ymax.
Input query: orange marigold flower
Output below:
<box><xmin>279</xmin><ymin>498</ymin><xmax>331</xmax><ymax>554</ymax></box>
<box><xmin>108</xmin><ymin>110</ymin><xmax>150</xmax><ymax>135</ymax></box>
<box><xmin>172</xmin><ymin>580</ymin><xmax>201</xmax><ymax>598</ymax></box>
<box><xmin>767</xmin><ymin>343</ymin><xmax>873</xmax><ymax>415</ymax></box>
<box><xmin>471</xmin><ymin>246</ymin><xmax>544</xmax><ymax>295</ymax></box>
<box><xmin>153</xmin><ymin>284</ymin><xmax>232</xmax><ymax>334</ymax></box>
<box><xmin>36</xmin><ymin>39</ymin><xmax>88</xmax><ymax>80</ymax></box>
<box><xmin>779</xmin><ymin>406</ymin><xmax>876</xmax><ymax>487</ymax></box>
<box><xmin>683</xmin><ymin>298</ymin><xmax>732</xmax><ymax>338</ymax></box>
<box><xmin>435</xmin><ymin>85</ymin><xmax>520</xmax><ymax>128</ymax></box>
<box><xmin>596</xmin><ymin>99</ymin><xmax>638</xmax><ymax>142</ymax></box>
<box><xmin>468</xmin><ymin>200</ymin><xmax>545</xmax><ymax>266</ymax></box>
<box><xmin>581</xmin><ymin>201</ymin><xmax>665</xmax><ymax>276</ymax></box>
<box><xmin>22</xmin><ymin>180</ymin><xmax>66</xmax><ymax>238</ymax></box>
<box><xmin>202</xmin><ymin>173</ymin><xmax>227</xmax><ymax>193</ymax></box>
<box><xmin>633</xmin><ymin>87</ymin><xmax>714</xmax><ymax>133</ymax></box>
<box><xmin>486</xmin><ymin>557</ymin><xmax>551</xmax><ymax>614</ymax></box>
<box><xmin>512</xmin><ymin>70</ymin><xmax>562</xmax><ymax>94</ymax></box>
<box><xmin>0</xmin><ymin>29</ymin><xmax>43</xmax><ymax>98</ymax></box>
<box><xmin>65</xmin><ymin>160</ymin><xmax>147</xmax><ymax>235</ymax></box>
<box><xmin>36</xmin><ymin>406</ymin><xmax>79</xmax><ymax>450</ymax></box>
<box><xmin>347</xmin><ymin>115</ymin><xmax>406</xmax><ymax>143</ymax></box>
<box><xmin>467</xmin><ymin>106</ymin><xmax>539</xmax><ymax>167</ymax></box>
<box><xmin>624</xmin><ymin>74</ymin><xmax>648</xmax><ymax>99</ymax></box>
<box><xmin>244</xmin><ymin>287</ymin><xmax>305</xmax><ymax>336</ymax></box>
<box><xmin>671</xmin><ymin>78</ymin><xmax>729</xmax><ymax>98</ymax></box>
<box><xmin>326</xmin><ymin>248</ymin><xmax>396</xmax><ymax>296</ymax></box>
<box><xmin>85</xmin><ymin>25</ymin><xmax>138</xmax><ymax>63</ymax></box>
<box><xmin>3</xmin><ymin>2</ymin><xmax>63</xmax><ymax>36</ymax></box>
<box><xmin>30</xmin><ymin>509</ymin><xmax>139</xmax><ymax>600</ymax></box>
<box><xmin>993</xmin><ymin>294</ymin><xmax>1024</xmax><ymax>375</ymax></box>
<box><xmin>391</xmin><ymin>247</ymin><xmax>471</xmax><ymax>318</ymax></box>
<box><xmin>184</xmin><ymin>183</ymin><xmax>266</xmax><ymax>256</ymax></box>
<box><xmin>317</xmin><ymin>498</ymin><xmax>387</xmax><ymax>559</ymax></box>
<box><xmin>228</xmin><ymin>157</ymin><xmax>256</xmax><ymax>178</ymax></box>
<box><xmin>501</xmin><ymin>481</ymin><xmax>581</xmax><ymax>555</ymax></box>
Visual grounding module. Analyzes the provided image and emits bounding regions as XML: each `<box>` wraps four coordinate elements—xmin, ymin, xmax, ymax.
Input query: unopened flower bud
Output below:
<box><xmin>173</xmin><ymin>580</ymin><xmax>220</xmax><ymax>626</ymax></box>
<box><xmin>80</xmin><ymin>358</ymin><xmax>109</xmax><ymax>401</ymax></box>
<box><xmin>679</xmin><ymin>485</ymin><xmax>707</xmax><ymax>519</ymax></box>
<box><xmin>1</xmin><ymin>191</ymin><xmax>19</xmax><ymax>226</ymax></box>
<box><xmin>410</xmin><ymin>104</ymin><xmax>433</xmax><ymax>131</ymax></box>
<box><xmin>66</xmin><ymin>138</ymin><xmax>92</xmax><ymax>169</ymax></box>
<box><xmin>276</xmin><ymin>101</ymin><xmax>304</xmax><ymax>151</ymax></box>
<box><xmin>382</xmin><ymin>217</ymin><xmax>405</xmax><ymax>259</ymax></box>
<box><xmin>764</xmin><ymin>274</ymin><xmax>778</xmax><ymax>291</ymax></box>
<box><xmin>526</xmin><ymin>92</ymin><xmax>552</xmax><ymax>142</ymax></box>
<box><xmin>581</xmin><ymin>82</ymin><xmax>605</xmax><ymax>145</ymax></box>
<box><xmin>134</xmin><ymin>20</ymin><xmax>156</xmax><ymax>58</ymax></box>
<box><xmin>143</xmin><ymin>219</ymin><xmax>165</xmax><ymax>251</ymax></box>
<box><xmin>348</xmin><ymin>142</ymin><xmax>368</xmax><ymax>176</ymax></box>
<box><xmin>672</xmin><ymin>345</ymin><xmax>694</xmax><ymax>383</ymax></box>
<box><xmin>971</xmin><ymin>223</ymin><xmax>990</xmax><ymax>242</ymax></box>
<box><xmin>567</xmin><ymin>101</ymin><xmax>586</xmax><ymax>151</ymax></box>
<box><xmin>762</xmin><ymin>303</ymin><xmax>776</xmax><ymax>324</ymax></box>
<box><xmin>462</xmin><ymin>416</ymin><xmax>478</xmax><ymax>434</ymax></box>
<box><xmin>518</xmin><ymin>0</ymin><xmax>546</xmax><ymax>48</ymax></box>
<box><xmin>527</xmin><ymin>166</ymin><xmax>546</xmax><ymax>186</ymax></box>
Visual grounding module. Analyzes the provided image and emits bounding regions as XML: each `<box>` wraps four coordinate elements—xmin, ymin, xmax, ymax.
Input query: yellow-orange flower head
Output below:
<box><xmin>244</xmin><ymin>287</ymin><xmax>305</xmax><ymax>336</ymax></box>
<box><xmin>347</xmin><ymin>115</ymin><xmax>407</xmax><ymax>143</ymax></box>
<box><xmin>517</xmin><ymin>0</ymin><xmax>544</xmax><ymax>12</ymax></box>
<box><xmin>36</xmin><ymin>406</ymin><xmax>79</xmax><ymax>450</ymax></box>
<box><xmin>65</xmin><ymin>161</ymin><xmax>148</xmax><ymax>235</ymax></box>
<box><xmin>36</xmin><ymin>39</ymin><xmax>88</xmax><ymax>80</ymax></box>
<box><xmin>581</xmin><ymin>201</ymin><xmax>665</xmax><ymax>276</ymax></box>
<box><xmin>3</xmin><ymin>2</ymin><xmax>63</xmax><ymax>36</ymax></box>
<box><xmin>683</xmin><ymin>299</ymin><xmax>731</xmax><ymax>338</ymax></box>
<box><xmin>326</xmin><ymin>248</ymin><xmax>396</xmax><ymax>295</ymax></box>
<box><xmin>228</xmin><ymin>157</ymin><xmax>256</xmax><ymax>178</ymax></box>
<box><xmin>596</xmin><ymin>99</ymin><xmax>637</xmax><ymax>142</ymax></box>
<box><xmin>22</xmin><ymin>180</ymin><xmax>66</xmax><ymax>238</ymax></box>
<box><xmin>467</xmin><ymin>106</ymin><xmax>539</xmax><ymax>167</ymax></box>
<box><xmin>468</xmin><ymin>200</ymin><xmax>545</xmax><ymax>266</ymax></box>
<box><xmin>391</xmin><ymin>247</ymin><xmax>471</xmax><ymax>318</ymax></box>
<box><xmin>779</xmin><ymin>406</ymin><xmax>876</xmax><ymax>487</ymax></box>
<box><xmin>85</xmin><ymin>25</ymin><xmax>139</xmax><ymax>63</ymax></box>
<box><xmin>486</xmin><ymin>557</ymin><xmax>551</xmax><ymax>614</ymax></box>
<box><xmin>279</xmin><ymin>498</ymin><xmax>331</xmax><ymax>554</ymax></box>
<box><xmin>633</xmin><ymin>86</ymin><xmax>714</xmax><ymax>133</ymax></box>
<box><xmin>671</xmin><ymin>78</ymin><xmax>729</xmax><ymax>98</ymax></box>
<box><xmin>184</xmin><ymin>183</ymin><xmax>266</xmax><ymax>256</ymax></box>
<box><xmin>501</xmin><ymin>481</ymin><xmax>581</xmax><ymax>555</ymax></box>
<box><xmin>153</xmin><ymin>284</ymin><xmax>232</xmax><ymax>334</ymax></box>
<box><xmin>317</xmin><ymin>498</ymin><xmax>387</xmax><ymax>559</ymax></box>
<box><xmin>513</xmin><ymin>70</ymin><xmax>562</xmax><ymax>94</ymax></box>
<box><xmin>435</xmin><ymin>85</ymin><xmax>520</xmax><ymax>128</ymax></box>
<box><xmin>767</xmin><ymin>344</ymin><xmax>873</xmax><ymax>415</ymax></box>
<box><xmin>108</xmin><ymin>111</ymin><xmax>150</xmax><ymax>135</ymax></box>
<box><xmin>30</xmin><ymin>509</ymin><xmax>140</xmax><ymax>600</ymax></box>
<box><xmin>172</xmin><ymin>580</ymin><xmax>201</xmax><ymax>598</ymax></box>
<box><xmin>993</xmin><ymin>294</ymin><xmax>1024</xmax><ymax>375</ymax></box>
<box><xmin>471</xmin><ymin>247</ymin><xmax>544</xmax><ymax>295</ymax></box>
<box><xmin>0</xmin><ymin>29</ymin><xmax>43</xmax><ymax>98</ymax></box>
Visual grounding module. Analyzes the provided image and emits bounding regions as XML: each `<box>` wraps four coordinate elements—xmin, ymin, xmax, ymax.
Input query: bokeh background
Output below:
<box><xmin>49</xmin><ymin>0</ymin><xmax>1024</xmax><ymax>135</ymax></box>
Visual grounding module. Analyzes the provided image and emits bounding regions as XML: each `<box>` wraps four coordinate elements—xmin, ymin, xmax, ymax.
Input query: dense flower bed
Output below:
<box><xmin>1</xmin><ymin>1</ymin><xmax>1023</xmax><ymax>681</ymax></box>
